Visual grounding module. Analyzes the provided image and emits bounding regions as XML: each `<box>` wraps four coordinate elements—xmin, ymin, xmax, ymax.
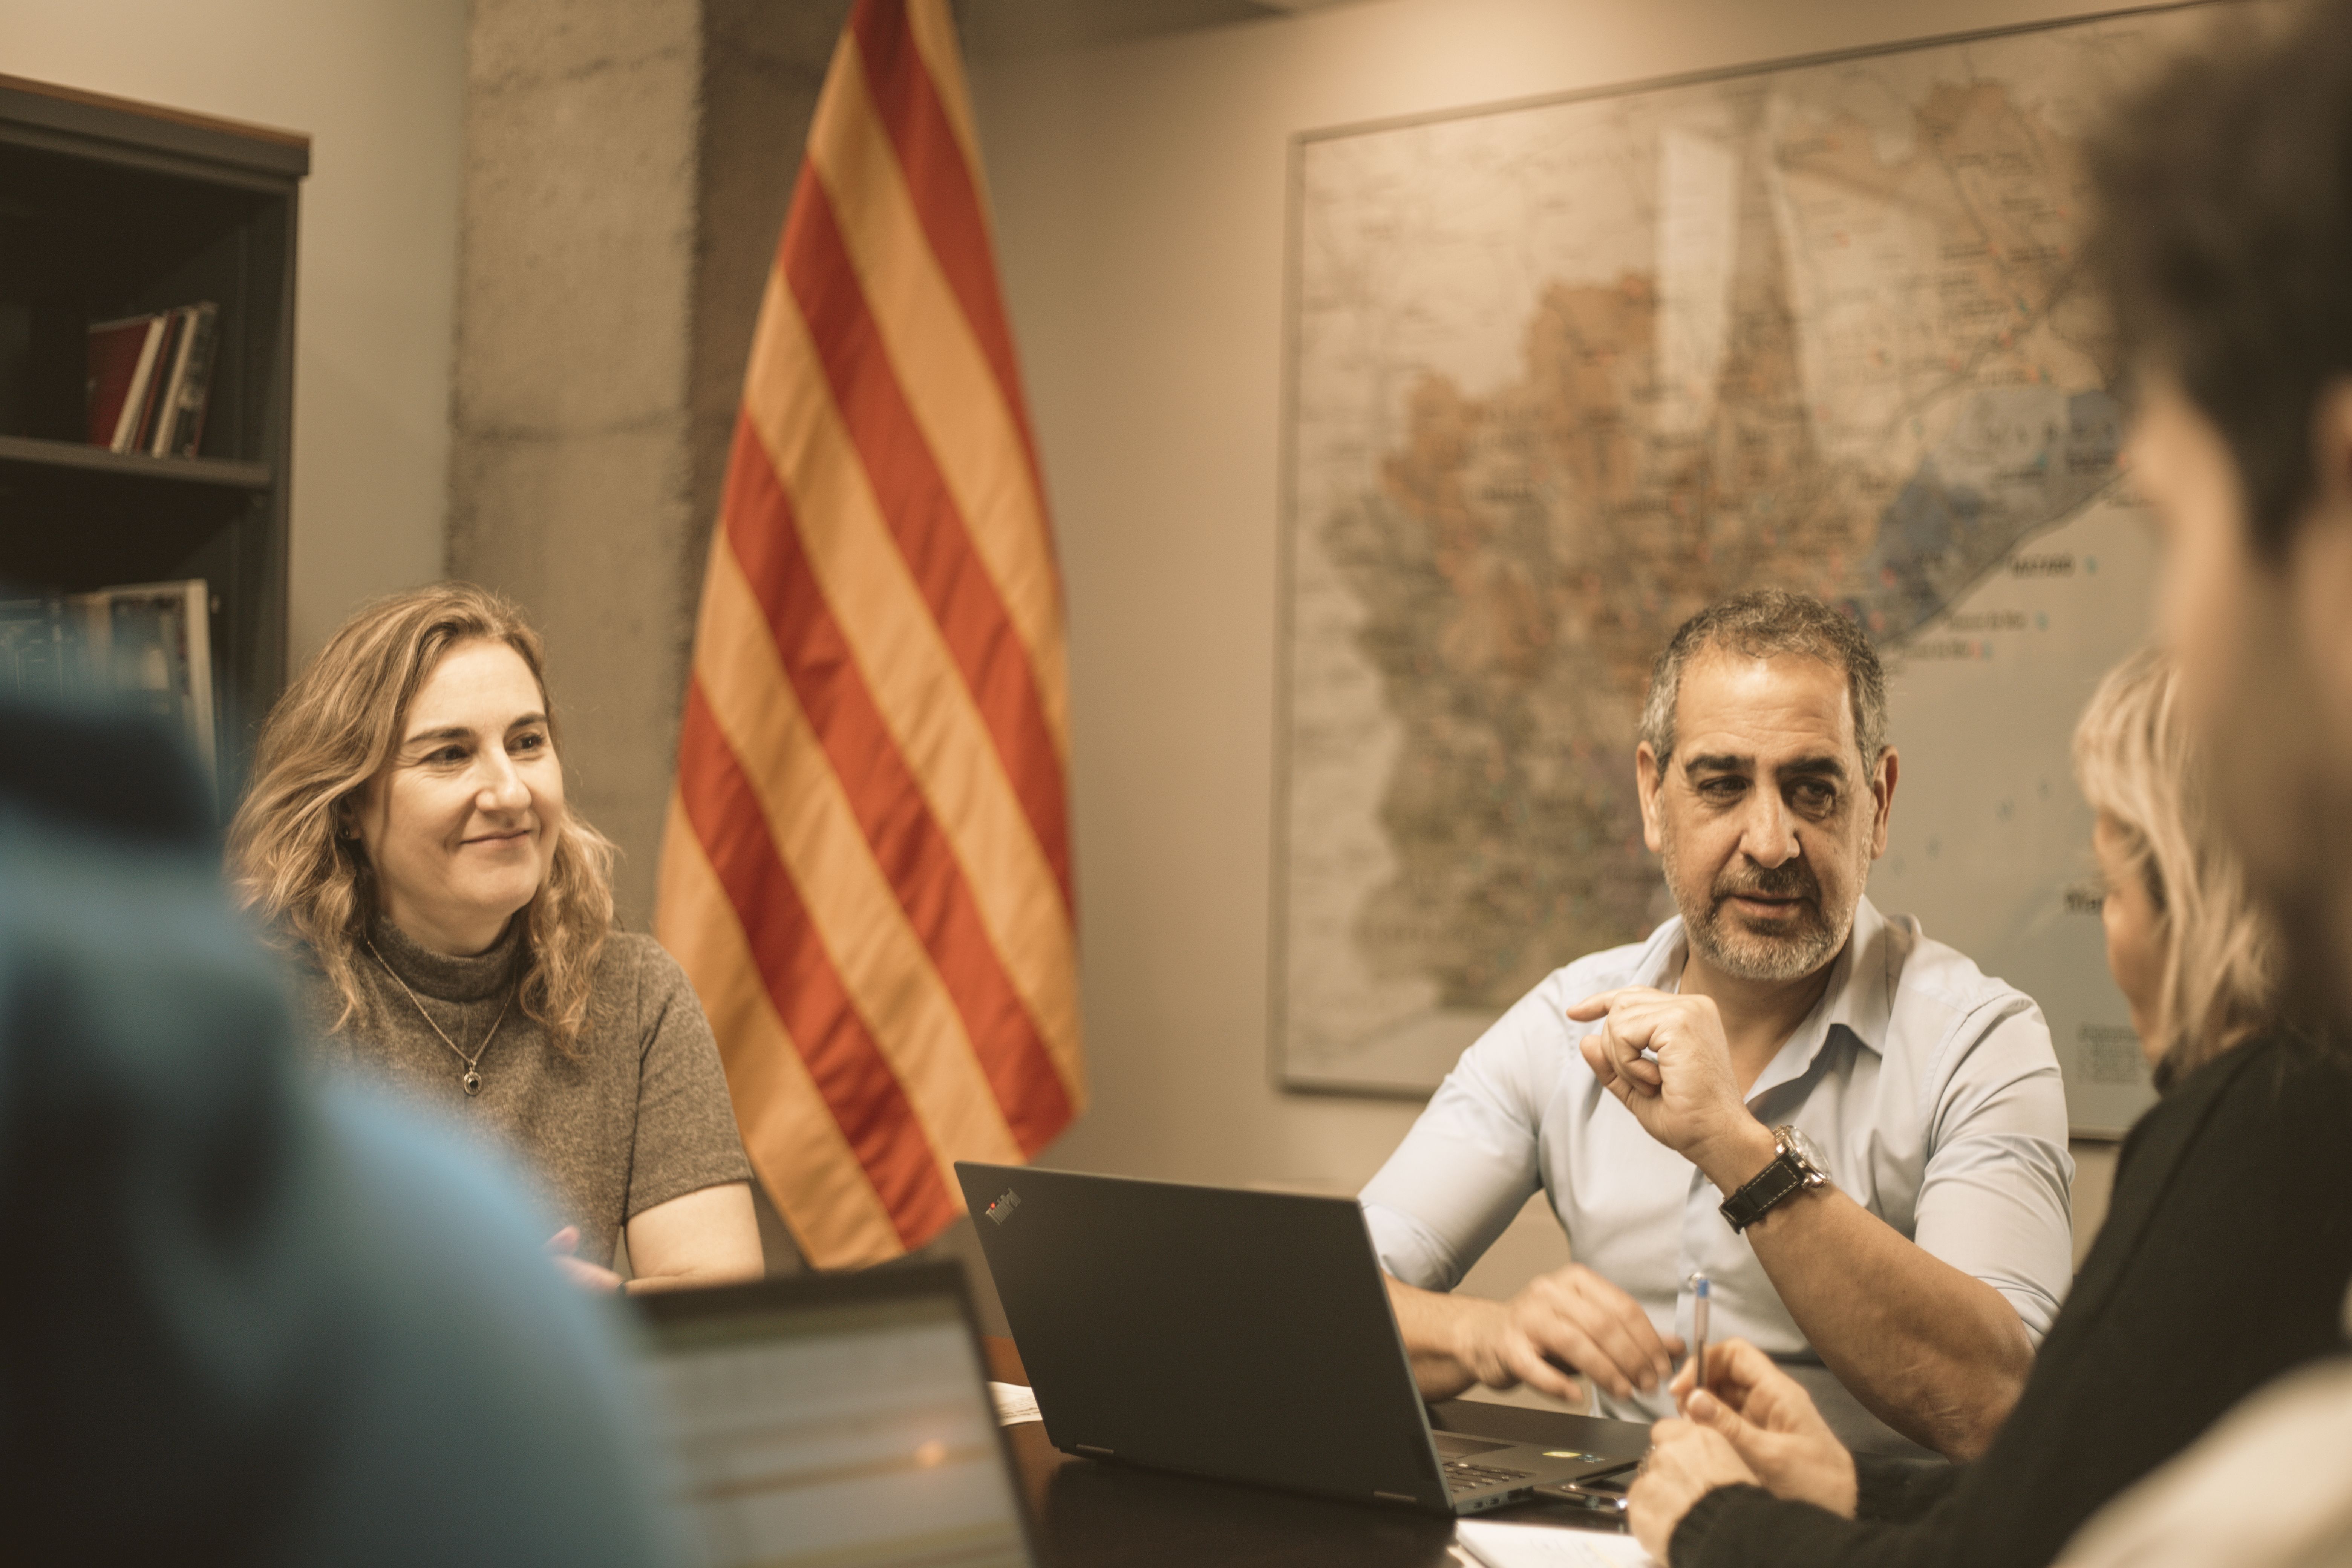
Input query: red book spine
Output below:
<box><xmin>85</xmin><ymin>315</ymin><xmax>160</xmax><ymax>448</ymax></box>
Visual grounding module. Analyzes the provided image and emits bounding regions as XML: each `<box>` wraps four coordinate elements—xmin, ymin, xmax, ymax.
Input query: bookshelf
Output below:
<box><xmin>0</xmin><ymin>71</ymin><xmax>306</xmax><ymax>809</ymax></box>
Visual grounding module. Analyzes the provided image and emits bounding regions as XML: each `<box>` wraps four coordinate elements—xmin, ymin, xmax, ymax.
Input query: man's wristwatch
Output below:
<box><xmin>1718</xmin><ymin>1124</ymin><xmax>1832</xmax><ymax>1233</ymax></box>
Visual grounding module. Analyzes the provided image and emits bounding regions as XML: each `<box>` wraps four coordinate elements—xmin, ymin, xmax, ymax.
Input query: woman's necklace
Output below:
<box><xmin>365</xmin><ymin>939</ymin><xmax>516</xmax><ymax>1097</ymax></box>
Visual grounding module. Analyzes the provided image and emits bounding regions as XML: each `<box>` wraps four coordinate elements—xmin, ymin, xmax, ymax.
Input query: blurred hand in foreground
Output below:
<box><xmin>1670</xmin><ymin>1337</ymin><xmax>1858</xmax><ymax>1517</ymax></box>
<box><xmin>1629</xmin><ymin>1418</ymin><xmax>1758</xmax><ymax>1562</ymax></box>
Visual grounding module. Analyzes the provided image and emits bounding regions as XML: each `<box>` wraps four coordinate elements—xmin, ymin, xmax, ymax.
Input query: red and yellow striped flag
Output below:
<box><xmin>655</xmin><ymin>0</ymin><xmax>1081</xmax><ymax>1270</ymax></box>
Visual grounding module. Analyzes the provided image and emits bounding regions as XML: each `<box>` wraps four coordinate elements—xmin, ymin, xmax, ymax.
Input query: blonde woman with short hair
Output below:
<box><xmin>230</xmin><ymin>582</ymin><xmax>762</xmax><ymax>1292</ymax></box>
<box><xmin>2072</xmin><ymin>646</ymin><xmax>2280</xmax><ymax>1090</ymax></box>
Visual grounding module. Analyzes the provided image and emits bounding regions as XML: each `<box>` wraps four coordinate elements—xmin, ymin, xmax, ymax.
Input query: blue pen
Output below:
<box><xmin>1690</xmin><ymin>1272</ymin><xmax>1711</xmax><ymax>1400</ymax></box>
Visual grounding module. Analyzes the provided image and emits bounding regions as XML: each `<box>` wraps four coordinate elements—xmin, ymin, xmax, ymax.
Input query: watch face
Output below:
<box><xmin>1779</xmin><ymin>1125</ymin><xmax>1830</xmax><ymax>1180</ymax></box>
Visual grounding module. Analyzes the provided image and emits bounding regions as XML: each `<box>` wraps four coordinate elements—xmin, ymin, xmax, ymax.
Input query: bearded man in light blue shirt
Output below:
<box><xmin>1365</xmin><ymin>589</ymin><xmax>2073</xmax><ymax>1462</ymax></box>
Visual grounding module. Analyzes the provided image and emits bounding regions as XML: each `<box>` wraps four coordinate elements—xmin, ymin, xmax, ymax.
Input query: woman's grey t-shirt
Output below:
<box><xmin>297</xmin><ymin>917</ymin><xmax>755</xmax><ymax>1266</ymax></box>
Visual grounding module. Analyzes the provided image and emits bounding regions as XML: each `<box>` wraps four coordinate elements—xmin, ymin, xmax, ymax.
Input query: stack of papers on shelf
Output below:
<box><xmin>1455</xmin><ymin>1517</ymin><xmax>1658</xmax><ymax>1568</ymax></box>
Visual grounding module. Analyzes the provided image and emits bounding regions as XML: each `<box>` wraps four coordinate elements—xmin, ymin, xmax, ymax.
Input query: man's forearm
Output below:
<box><xmin>1695</xmin><ymin>1125</ymin><xmax>2032</xmax><ymax>1459</ymax></box>
<box><xmin>1751</xmin><ymin>1188</ymin><xmax>2029</xmax><ymax>1456</ymax></box>
<box><xmin>1384</xmin><ymin>1275</ymin><xmax>1483</xmax><ymax>1401</ymax></box>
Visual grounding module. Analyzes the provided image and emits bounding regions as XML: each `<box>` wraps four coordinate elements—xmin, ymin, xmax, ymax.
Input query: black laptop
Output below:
<box><xmin>634</xmin><ymin>1263</ymin><xmax>1040</xmax><ymax>1568</ymax></box>
<box><xmin>954</xmin><ymin>1162</ymin><xmax>1651</xmax><ymax>1515</ymax></box>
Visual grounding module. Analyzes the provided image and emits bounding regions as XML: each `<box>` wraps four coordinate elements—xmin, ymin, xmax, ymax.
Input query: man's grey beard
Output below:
<box><xmin>1667</xmin><ymin>848</ymin><xmax>1856</xmax><ymax>983</ymax></box>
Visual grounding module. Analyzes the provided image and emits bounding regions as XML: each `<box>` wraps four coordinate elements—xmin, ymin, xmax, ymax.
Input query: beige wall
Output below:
<box><xmin>0</xmin><ymin>0</ymin><xmax>466</xmax><ymax>666</ymax></box>
<box><xmin>964</xmin><ymin>0</ymin><xmax>2132</xmax><ymax>1286</ymax></box>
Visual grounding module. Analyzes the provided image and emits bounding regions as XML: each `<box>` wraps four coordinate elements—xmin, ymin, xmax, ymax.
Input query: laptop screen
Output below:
<box><xmin>639</xmin><ymin>1277</ymin><xmax>1034</xmax><ymax>1568</ymax></box>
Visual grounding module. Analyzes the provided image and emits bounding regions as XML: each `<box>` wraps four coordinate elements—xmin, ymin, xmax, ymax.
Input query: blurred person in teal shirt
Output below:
<box><xmin>0</xmin><ymin>695</ymin><xmax>676</xmax><ymax>1565</ymax></box>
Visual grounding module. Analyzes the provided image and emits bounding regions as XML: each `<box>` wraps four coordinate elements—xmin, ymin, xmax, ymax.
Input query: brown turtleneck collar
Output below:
<box><xmin>364</xmin><ymin>913</ymin><xmax>523</xmax><ymax>1004</ymax></box>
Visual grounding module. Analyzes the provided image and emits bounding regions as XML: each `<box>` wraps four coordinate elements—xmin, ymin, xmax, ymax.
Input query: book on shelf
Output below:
<box><xmin>155</xmin><ymin>302</ymin><xmax>221</xmax><ymax>457</ymax></box>
<box><xmin>86</xmin><ymin>314</ymin><xmax>164</xmax><ymax>449</ymax></box>
<box><xmin>83</xmin><ymin>302</ymin><xmax>221</xmax><ymax>456</ymax></box>
<box><xmin>0</xmin><ymin>579</ymin><xmax>218</xmax><ymax>793</ymax></box>
<box><xmin>130</xmin><ymin>308</ymin><xmax>185</xmax><ymax>452</ymax></box>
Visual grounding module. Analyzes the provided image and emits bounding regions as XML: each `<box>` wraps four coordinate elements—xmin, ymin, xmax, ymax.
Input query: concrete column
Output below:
<box><xmin>448</xmin><ymin>0</ymin><xmax>847</xmax><ymax>928</ymax></box>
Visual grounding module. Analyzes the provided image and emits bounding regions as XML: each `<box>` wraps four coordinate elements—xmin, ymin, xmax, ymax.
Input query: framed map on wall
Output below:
<box><xmin>1272</xmin><ymin>2</ymin><xmax>2243</xmax><ymax>1133</ymax></box>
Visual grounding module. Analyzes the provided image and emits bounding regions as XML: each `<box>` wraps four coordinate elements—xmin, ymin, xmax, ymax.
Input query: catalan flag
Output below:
<box><xmin>655</xmin><ymin>0</ymin><xmax>1081</xmax><ymax>1270</ymax></box>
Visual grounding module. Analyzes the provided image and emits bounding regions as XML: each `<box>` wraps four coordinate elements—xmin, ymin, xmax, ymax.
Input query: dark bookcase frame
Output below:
<box><xmin>0</xmin><ymin>71</ymin><xmax>307</xmax><ymax>809</ymax></box>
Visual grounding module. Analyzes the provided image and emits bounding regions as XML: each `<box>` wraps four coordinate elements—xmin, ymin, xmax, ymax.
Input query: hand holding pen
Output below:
<box><xmin>1663</xmin><ymin>1334</ymin><xmax>1860</xmax><ymax>1519</ymax></box>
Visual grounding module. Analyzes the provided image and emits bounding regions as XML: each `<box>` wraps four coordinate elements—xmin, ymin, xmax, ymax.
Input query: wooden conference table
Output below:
<box><xmin>981</xmin><ymin>1337</ymin><xmax>1646</xmax><ymax>1568</ymax></box>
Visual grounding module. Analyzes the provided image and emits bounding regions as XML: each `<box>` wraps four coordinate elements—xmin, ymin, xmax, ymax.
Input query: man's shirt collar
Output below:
<box><xmin>1630</xmin><ymin>896</ymin><xmax>1893</xmax><ymax>1107</ymax></box>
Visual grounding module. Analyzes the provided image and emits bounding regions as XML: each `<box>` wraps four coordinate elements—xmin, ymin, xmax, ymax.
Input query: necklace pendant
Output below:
<box><xmin>462</xmin><ymin>1070</ymin><xmax>483</xmax><ymax>1097</ymax></box>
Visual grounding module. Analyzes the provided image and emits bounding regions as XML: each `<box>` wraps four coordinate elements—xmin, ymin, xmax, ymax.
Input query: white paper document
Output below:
<box><xmin>1455</xmin><ymin>1517</ymin><xmax>1659</xmax><ymax>1568</ymax></box>
<box><xmin>988</xmin><ymin>1380</ymin><xmax>1043</xmax><ymax>1426</ymax></box>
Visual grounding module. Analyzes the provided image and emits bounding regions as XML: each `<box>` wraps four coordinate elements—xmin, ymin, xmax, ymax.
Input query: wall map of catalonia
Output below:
<box><xmin>1278</xmin><ymin>9</ymin><xmax>2213</xmax><ymax>1112</ymax></box>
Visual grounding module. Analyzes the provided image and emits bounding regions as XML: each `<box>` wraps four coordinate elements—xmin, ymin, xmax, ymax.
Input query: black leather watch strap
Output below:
<box><xmin>1719</xmin><ymin>1150</ymin><xmax>1805</xmax><ymax>1233</ymax></box>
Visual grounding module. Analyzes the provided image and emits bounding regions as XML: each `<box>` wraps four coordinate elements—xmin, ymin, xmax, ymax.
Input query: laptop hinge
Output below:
<box><xmin>1372</xmin><ymin>1490</ymin><xmax>1418</xmax><ymax>1506</ymax></box>
<box><xmin>1075</xmin><ymin>1444</ymin><xmax>1115</xmax><ymax>1459</ymax></box>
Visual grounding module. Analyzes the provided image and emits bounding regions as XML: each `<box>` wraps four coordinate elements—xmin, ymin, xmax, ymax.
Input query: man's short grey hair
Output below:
<box><xmin>1638</xmin><ymin>590</ymin><xmax>1888</xmax><ymax>772</ymax></box>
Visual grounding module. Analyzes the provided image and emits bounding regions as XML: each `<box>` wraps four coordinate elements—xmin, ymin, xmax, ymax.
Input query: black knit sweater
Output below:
<box><xmin>1671</xmin><ymin>1029</ymin><xmax>2352</xmax><ymax>1568</ymax></box>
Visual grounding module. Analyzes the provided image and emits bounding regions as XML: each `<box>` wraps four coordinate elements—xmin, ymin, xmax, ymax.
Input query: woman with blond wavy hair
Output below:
<box><xmin>229</xmin><ymin>582</ymin><xmax>762</xmax><ymax>1292</ymax></box>
<box><xmin>1618</xmin><ymin>646</ymin><xmax>2352</xmax><ymax>1568</ymax></box>
<box><xmin>2073</xmin><ymin>649</ymin><xmax>2283</xmax><ymax>1092</ymax></box>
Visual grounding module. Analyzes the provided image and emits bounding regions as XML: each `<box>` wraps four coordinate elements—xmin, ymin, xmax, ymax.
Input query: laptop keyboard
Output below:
<box><xmin>1443</xmin><ymin>1459</ymin><xmax>1534</xmax><ymax>1493</ymax></box>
